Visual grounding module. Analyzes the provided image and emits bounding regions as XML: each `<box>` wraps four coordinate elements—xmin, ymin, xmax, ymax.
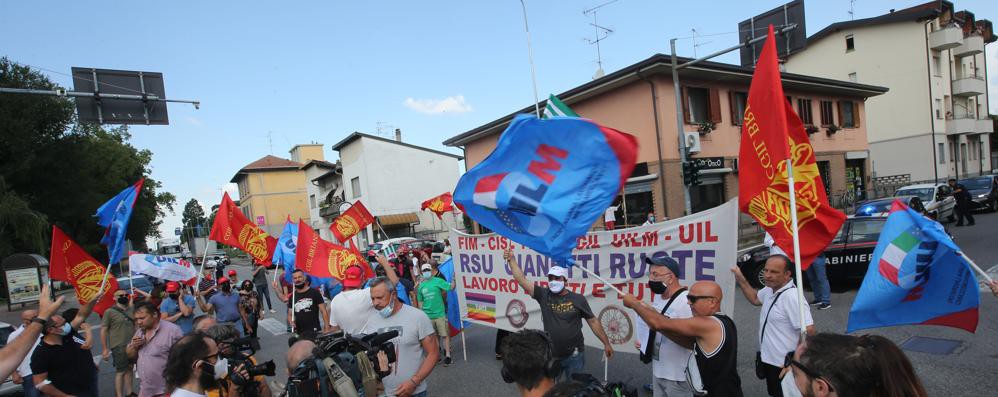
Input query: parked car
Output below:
<box><xmin>894</xmin><ymin>183</ymin><xmax>955</xmax><ymax>222</ymax></box>
<box><xmin>958</xmin><ymin>175</ymin><xmax>998</xmax><ymax>212</ymax></box>
<box><xmin>0</xmin><ymin>321</ymin><xmax>22</xmax><ymax>396</ymax></box>
<box><xmin>736</xmin><ymin>216</ymin><xmax>888</xmax><ymax>289</ymax></box>
<box><xmin>117</xmin><ymin>275</ymin><xmax>155</xmax><ymax>294</ymax></box>
<box><xmin>855</xmin><ymin>196</ymin><xmax>925</xmax><ymax>217</ymax></box>
<box><xmin>366</xmin><ymin>237</ymin><xmax>416</xmax><ymax>261</ymax></box>
<box><xmin>397</xmin><ymin>239</ymin><xmax>438</xmax><ymax>260</ymax></box>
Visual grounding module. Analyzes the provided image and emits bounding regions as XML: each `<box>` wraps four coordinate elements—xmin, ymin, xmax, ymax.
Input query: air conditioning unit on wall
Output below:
<box><xmin>685</xmin><ymin>132</ymin><xmax>701</xmax><ymax>154</ymax></box>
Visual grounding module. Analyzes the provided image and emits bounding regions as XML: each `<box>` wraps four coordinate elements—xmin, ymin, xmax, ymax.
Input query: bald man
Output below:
<box><xmin>623</xmin><ymin>281</ymin><xmax>743</xmax><ymax>397</ymax></box>
<box><xmin>286</xmin><ymin>340</ymin><xmax>316</xmax><ymax>374</ymax></box>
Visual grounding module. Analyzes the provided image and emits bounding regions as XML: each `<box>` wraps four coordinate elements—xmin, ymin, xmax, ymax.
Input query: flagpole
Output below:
<box><xmin>97</xmin><ymin>260</ymin><xmax>114</xmax><ymax>298</ymax></box>
<box><xmin>574</xmin><ymin>265</ymin><xmax>625</xmax><ymax>295</ymax></box>
<box><xmin>785</xmin><ymin>159</ymin><xmax>808</xmax><ymax>339</ymax></box>
<box><xmin>959</xmin><ymin>252</ymin><xmax>995</xmax><ymax>283</ymax></box>
<box><xmin>460</xmin><ymin>316</ymin><xmax>468</xmax><ymax>362</ymax></box>
<box><xmin>518</xmin><ymin>0</ymin><xmax>542</xmax><ymax>117</ymax></box>
<box><xmin>194</xmin><ymin>238</ymin><xmax>211</xmax><ymax>290</ymax></box>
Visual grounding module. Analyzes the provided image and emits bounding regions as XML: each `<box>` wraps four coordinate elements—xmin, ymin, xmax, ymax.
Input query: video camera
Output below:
<box><xmin>281</xmin><ymin>330</ymin><xmax>399</xmax><ymax>397</ymax></box>
<box><xmin>222</xmin><ymin>337</ymin><xmax>277</xmax><ymax>395</ymax></box>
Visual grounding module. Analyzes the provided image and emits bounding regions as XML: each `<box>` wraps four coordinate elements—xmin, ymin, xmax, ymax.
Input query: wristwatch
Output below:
<box><xmin>30</xmin><ymin>317</ymin><xmax>47</xmax><ymax>326</ymax></box>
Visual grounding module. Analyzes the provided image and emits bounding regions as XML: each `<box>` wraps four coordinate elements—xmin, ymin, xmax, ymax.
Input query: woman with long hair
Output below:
<box><xmin>784</xmin><ymin>333</ymin><xmax>927</xmax><ymax>397</ymax></box>
<box><xmin>238</xmin><ymin>280</ymin><xmax>262</xmax><ymax>338</ymax></box>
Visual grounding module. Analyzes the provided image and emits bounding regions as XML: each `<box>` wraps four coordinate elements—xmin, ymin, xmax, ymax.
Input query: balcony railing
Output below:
<box><xmin>952</xmin><ymin>75</ymin><xmax>986</xmax><ymax>97</ymax></box>
<box><xmin>953</xmin><ymin>34</ymin><xmax>984</xmax><ymax>57</ymax></box>
<box><xmin>929</xmin><ymin>25</ymin><xmax>963</xmax><ymax>50</ymax></box>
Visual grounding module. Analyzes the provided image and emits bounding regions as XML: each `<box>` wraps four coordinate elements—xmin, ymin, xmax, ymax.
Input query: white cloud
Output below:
<box><xmin>403</xmin><ymin>95</ymin><xmax>472</xmax><ymax>114</ymax></box>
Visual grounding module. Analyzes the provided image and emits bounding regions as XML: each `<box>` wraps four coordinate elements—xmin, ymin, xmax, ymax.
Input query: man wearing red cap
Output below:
<box><xmin>160</xmin><ymin>282</ymin><xmax>197</xmax><ymax>335</ymax></box>
<box><xmin>226</xmin><ymin>269</ymin><xmax>239</xmax><ymax>286</ymax></box>
<box><xmin>328</xmin><ymin>255</ymin><xmax>402</xmax><ymax>334</ymax></box>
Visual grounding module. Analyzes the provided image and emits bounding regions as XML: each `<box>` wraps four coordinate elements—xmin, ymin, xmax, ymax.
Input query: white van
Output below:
<box><xmin>894</xmin><ymin>183</ymin><xmax>956</xmax><ymax>221</ymax></box>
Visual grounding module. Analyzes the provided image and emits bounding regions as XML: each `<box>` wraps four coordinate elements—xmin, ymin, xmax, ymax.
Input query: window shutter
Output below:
<box><xmin>728</xmin><ymin>91</ymin><xmax>738</xmax><ymax>125</ymax></box>
<box><xmin>709</xmin><ymin>88</ymin><xmax>722</xmax><ymax>123</ymax></box>
<box><xmin>682</xmin><ymin>86</ymin><xmax>691</xmax><ymax>124</ymax></box>
<box><xmin>837</xmin><ymin>101</ymin><xmax>844</xmax><ymax>126</ymax></box>
<box><xmin>852</xmin><ymin>102</ymin><xmax>860</xmax><ymax>128</ymax></box>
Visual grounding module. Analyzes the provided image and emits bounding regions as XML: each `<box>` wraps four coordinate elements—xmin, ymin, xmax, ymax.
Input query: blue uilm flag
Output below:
<box><xmin>274</xmin><ymin>219</ymin><xmax>331</xmax><ymax>287</ymax></box>
<box><xmin>847</xmin><ymin>200</ymin><xmax>980</xmax><ymax>333</ymax></box>
<box><xmin>95</xmin><ymin>178</ymin><xmax>144</xmax><ymax>264</ymax></box>
<box><xmin>453</xmin><ymin>114</ymin><xmax>637</xmax><ymax>265</ymax></box>
<box><xmin>438</xmin><ymin>258</ymin><xmax>469</xmax><ymax>336</ymax></box>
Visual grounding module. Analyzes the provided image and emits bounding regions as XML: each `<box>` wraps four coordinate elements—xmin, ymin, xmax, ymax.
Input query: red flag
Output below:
<box><xmin>347</xmin><ymin>239</ymin><xmax>376</xmax><ymax>280</ymax></box>
<box><xmin>49</xmin><ymin>226</ymin><xmax>117</xmax><ymax>316</ymax></box>
<box><xmin>330</xmin><ymin>201</ymin><xmax>374</xmax><ymax>242</ymax></box>
<box><xmin>297</xmin><ymin>221</ymin><xmax>367</xmax><ymax>280</ymax></box>
<box><xmin>209</xmin><ymin>192</ymin><xmax>276</xmax><ymax>264</ymax></box>
<box><xmin>737</xmin><ymin>25</ymin><xmax>846</xmax><ymax>270</ymax></box>
<box><xmin>421</xmin><ymin>192</ymin><xmax>455</xmax><ymax>219</ymax></box>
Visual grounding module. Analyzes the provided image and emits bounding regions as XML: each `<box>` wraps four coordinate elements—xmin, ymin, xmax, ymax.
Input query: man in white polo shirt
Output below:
<box><xmin>731</xmin><ymin>254</ymin><xmax>814</xmax><ymax>397</ymax></box>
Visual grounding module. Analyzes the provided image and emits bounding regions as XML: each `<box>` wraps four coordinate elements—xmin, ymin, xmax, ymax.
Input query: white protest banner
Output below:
<box><xmin>451</xmin><ymin>199</ymin><xmax>737</xmax><ymax>349</ymax></box>
<box><xmin>128</xmin><ymin>254</ymin><xmax>198</xmax><ymax>285</ymax></box>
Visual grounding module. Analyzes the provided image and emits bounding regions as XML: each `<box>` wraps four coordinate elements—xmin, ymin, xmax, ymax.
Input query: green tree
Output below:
<box><xmin>0</xmin><ymin>57</ymin><xmax>176</xmax><ymax>259</ymax></box>
<box><xmin>181</xmin><ymin>199</ymin><xmax>207</xmax><ymax>245</ymax></box>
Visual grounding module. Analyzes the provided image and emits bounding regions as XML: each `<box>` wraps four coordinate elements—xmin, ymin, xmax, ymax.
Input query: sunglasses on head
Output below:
<box><xmin>686</xmin><ymin>295</ymin><xmax>717</xmax><ymax>303</ymax></box>
<box><xmin>784</xmin><ymin>351</ymin><xmax>835</xmax><ymax>391</ymax></box>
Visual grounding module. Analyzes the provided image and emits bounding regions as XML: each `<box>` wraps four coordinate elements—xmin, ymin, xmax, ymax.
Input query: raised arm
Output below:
<box><xmin>195</xmin><ymin>291</ymin><xmax>214</xmax><ymax>313</ymax></box>
<box><xmin>504</xmin><ymin>248</ymin><xmax>534</xmax><ymax>296</ymax></box>
<box><xmin>179</xmin><ymin>290</ymin><xmax>194</xmax><ymax>316</ymax></box>
<box><xmin>0</xmin><ymin>285</ymin><xmax>63</xmax><ymax>381</ymax></box>
<box><xmin>730</xmin><ymin>267</ymin><xmax>762</xmax><ymax>306</ymax></box>
<box><xmin>70</xmin><ymin>295</ymin><xmax>100</xmax><ymax>329</ymax></box>
<box><xmin>375</xmin><ymin>254</ymin><xmax>400</xmax><ymax>285</ymax></box>
<box><xmin>623</xmin><ymin>294</ymin><xmax>715</xmax><ymax>339</ymax></box>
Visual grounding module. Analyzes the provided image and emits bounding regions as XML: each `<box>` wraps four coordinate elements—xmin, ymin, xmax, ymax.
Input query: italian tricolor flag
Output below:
<box><xmin>877</xmin><ymin>228</ymin><xmax>919</xmax><ymax>286</ymax></box>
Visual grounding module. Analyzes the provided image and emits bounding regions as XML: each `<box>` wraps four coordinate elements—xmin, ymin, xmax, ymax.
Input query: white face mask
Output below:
<box><xmin>781</xmin><ymin>368</ymin><xmax>804</xmax><ymax>397</ymax></box>
<box><xmin>548</xmin><ymin>280</ymin><xmax>565</xmax><ymax>294</ymax></box>
<box><xmin>378</xmin><ymin>296</ymin><xmax>396</xmax><ymax>318</ymax></box>
<box><xmin>212</xmin><ymin>357</ymin><xmax>229</xmax><ymax>380</ymax></box>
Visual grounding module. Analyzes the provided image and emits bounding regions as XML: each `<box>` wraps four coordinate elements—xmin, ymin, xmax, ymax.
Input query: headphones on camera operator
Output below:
<box><xmin>500</xmin><ymin>329</ymin><xmax>559</xmax><ymax>384</ymax></box>
<box><xmin>282</xmin><ymin>330</ymin><xmax>398</xmax><ymax>397</ymax></box>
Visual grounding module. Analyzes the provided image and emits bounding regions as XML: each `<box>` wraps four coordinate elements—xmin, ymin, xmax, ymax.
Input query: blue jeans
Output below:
<box><xmin>806</xmin><ymin>255</ymin><xmax>830</xmax><ymax>304</ymax></box>
<box><xmin>556</xmin><ymin>348</ymin><xmax>586</xmax><ymax>383</ymax></box>
<box><xmin>22</xmin><ymin>373</ymin><xmax>39</xmax><ymax>397</ymax></box>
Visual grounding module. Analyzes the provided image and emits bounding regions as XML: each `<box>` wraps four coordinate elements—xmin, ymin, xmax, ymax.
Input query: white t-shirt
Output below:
<box><xmin>328</xmin><ymin>288</ymin><xmax>376</xmax><ymax>334</ymax></box>
<box><xmin>362</xmin><ymin>305</ymin><xmax>435</xmax><ymax>397</ymax></box>
<box><xmin>604</xmin><ymin>206</ymin><xmax>618</xmax><ymax>222</ymax></box>
<box><xmin>170</xmin><ymin>388</ymin><xmax>206</xmax><ymax>397</ymax></box>
<box><xmin>7</xmin><ymin>325</ymin><xmax>38</xmax><ymax>377</ymax></box>
<box><xmin>757</xmin><ymin>282</ymin><xmax>813</xmax><ymax>366</ymax></box>
<box><xmin>651</xmin><ymin>290</ymin><xmax>693</xmax><ymax>381</ymax></box>
<box><xmin>764</xmin><ymin>232</ymin><xmax>786</xmax><ymax>257</ymax></box>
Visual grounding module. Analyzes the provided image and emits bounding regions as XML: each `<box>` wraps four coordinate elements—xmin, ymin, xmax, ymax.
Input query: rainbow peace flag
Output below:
<box><xmin>465</xmin><ymin>292</ymin><xmax>497</xmax><ymax>324</ymax></box>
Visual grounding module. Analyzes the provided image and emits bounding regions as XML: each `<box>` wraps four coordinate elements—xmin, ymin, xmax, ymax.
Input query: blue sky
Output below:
<box><xmin>3</xmin><ymin>0</ymin><xmax>997</xmax><ymax>241</ymax></box>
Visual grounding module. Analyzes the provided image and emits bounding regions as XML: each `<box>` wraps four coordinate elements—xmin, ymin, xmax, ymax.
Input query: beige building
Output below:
<box><xmin>785</xmin><ymin>1</ymin><xmax>995</xmax><ymax>183</ymax></box>
<box><xmin>231</xmin><ymin>144</ymin><xmax>324</xmax><ymax>236</ymax></box>
<box><xmin>444</xmin><ymin>54</ymin><xmax>886</xmax><ymax>232</ymax></box>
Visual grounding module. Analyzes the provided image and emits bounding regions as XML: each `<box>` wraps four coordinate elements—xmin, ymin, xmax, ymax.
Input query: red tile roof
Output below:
<box><xmin>241</xmin><ymin>155</ymin><xmax>302</xmax><ymax>170</ymax></box>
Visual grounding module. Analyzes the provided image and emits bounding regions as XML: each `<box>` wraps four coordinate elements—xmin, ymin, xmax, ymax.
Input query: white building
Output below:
<box><xmin>331</xmin><ymin>130</ymin><xmax>465</xmax><ymax>248</ymax></box>
<box><xmin>300</xmin><ymin>155</ymin><xmax>343</xmax><ymax>242</ymax></box>
<box><xmin>785</xmin><ymin>1</ymin><xmax>995</xmax><ymax>183</ymax></box>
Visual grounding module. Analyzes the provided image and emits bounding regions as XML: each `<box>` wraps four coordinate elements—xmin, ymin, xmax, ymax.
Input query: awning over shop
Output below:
<box><xmin>378</xmin><ymin>212</ymin><xmax>420</xmax><ymax>227</ymax></box>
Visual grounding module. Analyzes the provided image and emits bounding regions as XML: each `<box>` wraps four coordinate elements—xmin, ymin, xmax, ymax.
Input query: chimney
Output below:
<box><xmin>394</xmin><ymin>128</ymin><xmax>402</xmax><ymax>142</ymax></box>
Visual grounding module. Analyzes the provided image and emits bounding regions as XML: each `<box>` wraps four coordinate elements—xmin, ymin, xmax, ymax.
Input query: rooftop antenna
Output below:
<box><xmin>375</xmin><ymin>121</ymin><xmax>396</xmax><ymax>139</ymax></box>
<box><xmin>691</xmin><ymin>28</ymin><xmax>713</xmax><ymax>57</ymax></box>
<box><xmin>848</xmin><ymin>0</ymin><xmax>856</xmax><ymax>20</ymax></box>
<box><xmin>583</xmin><ymin>0</ymin><xmax>619</xmax><ymax>79</ymax></box>
<box><xmin>267</xmin><ymin>131</ymin><xmax>274</xmax><ymax>154</ymax></box>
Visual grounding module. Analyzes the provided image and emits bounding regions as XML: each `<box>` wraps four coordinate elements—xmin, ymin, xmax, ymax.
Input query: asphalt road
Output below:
<box><xmin>2</xmin><ymin>210</ymin><xmax>997</xmax><ymax>396</ymax></box>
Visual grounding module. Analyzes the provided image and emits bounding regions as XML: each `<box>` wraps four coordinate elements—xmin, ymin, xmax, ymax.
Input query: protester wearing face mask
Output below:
<box><xmin>506</xmin><ymin>247</ymin><xmax>614</xmax><ymax>383</ymax></box>
<box><xmin>165</xmin><ymin>334</ymin><xmax>222</xmax><ymax>397</ymax></box>
<box><xmin>289</xmin><ymin>269</ymin><xmax>330</xmax><ymax>341</ymax></box>
<box><xmin>30</xmin><ymin>299</ymin><xmax>99</xmax><ymax>397</ymax></box>
<box><xmin>196</xmin><ymin>277</ymin><xmax>246</xmax><ymax>337</ymax></box>
<box><xmin>415</xmin><ymin>261</ymin><xmax>456</xmax><ymax>366</ymax></box>
<box><xmin>128</xmin><ymin>302</ymin><xmax>185</xmax><ymax>397</ymax></box>
<box><xmin>643</xmin><ymin>212</ymin><xmax>657</xmax><ymax>226</ymax></box>
<box><xmin>635</xmin><ymin>257</ymin><xmax>693</xmax><ymax>397</ymax></box>
<box><xmin>329</xmin><ymin>256</ymin><xmax>405</xmax><ymax>334</ymax></box>
<box><xmin>363</xmin><ymin>278</ymin><xmax>439</xmax><ymax>397</ymax></box>
<box><xmin>161</xmin><ymin>282</ymin><xmax>197</xmax><ymax>335</ymax></box>
<box><xmin>102</xmin><ymin>291</ymin><xmax>136</xmax><ymax>397</ymax></box>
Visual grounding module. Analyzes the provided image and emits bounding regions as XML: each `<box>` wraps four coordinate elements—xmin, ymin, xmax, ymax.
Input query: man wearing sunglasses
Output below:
<box><xmin>164</xmin><ymin>334</ymin><xmax>223</xmax><ymax>397</ymax></box>
<box><xmin>636</xmin><ymin>256</ymin><xmax>693</xmax><ymax>397</ymax></box>
<box><xmin>731</xmin><ymin>255</ymin><xmax>814</xmax><ymax>397</ymax></box>
<box><xmin>506</xmin><ymin>248</ymin><xmax>614</xmax><ymax>383</ymax></box>
<box><xmin>623</xmin><ymin>281</ymin><xmax>742</xmax><ymax>396</ymax></box>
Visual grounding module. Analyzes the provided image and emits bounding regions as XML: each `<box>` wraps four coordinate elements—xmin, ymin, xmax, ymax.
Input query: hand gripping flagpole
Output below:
<box><xmin>785</xmin><ymin>159</ymin><xmax>809</xmax><ymax>339</ymax></box>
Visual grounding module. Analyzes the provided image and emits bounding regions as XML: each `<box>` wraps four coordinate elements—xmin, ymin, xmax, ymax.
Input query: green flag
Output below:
<box><xmin>543</xmin><ymin>94</ymin><xmax>579</xmax><ymax>118</ymax></box>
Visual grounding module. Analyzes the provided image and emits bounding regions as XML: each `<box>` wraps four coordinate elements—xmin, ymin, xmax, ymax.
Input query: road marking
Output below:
<box><xmin>259</xmin><ymin>317</ymin><xmax>287</xmax><ymax>336</ymax></box>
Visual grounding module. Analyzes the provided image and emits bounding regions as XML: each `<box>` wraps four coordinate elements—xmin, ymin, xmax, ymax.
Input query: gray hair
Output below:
<box><xmin>366</xmin><ymin>277</ymin><xmax>395</xmax><ymax>294</ymax></box>
<box><xmin>203</xmin><ymin>324</ymin><xmax>240</xmax><ymax>342</ymax></box>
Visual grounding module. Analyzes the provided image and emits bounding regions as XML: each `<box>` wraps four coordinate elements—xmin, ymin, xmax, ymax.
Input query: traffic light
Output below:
<box><xmin>683</xmin><ymin>160</ymin><xmax>702</xmax><ymax>187</ymax></box>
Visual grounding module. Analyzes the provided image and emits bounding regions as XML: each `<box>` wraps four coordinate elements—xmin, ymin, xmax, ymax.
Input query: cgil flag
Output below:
<box><xmin>421</xmin><ymin>192</ymin><xmax>455</xmax><ymax>220</ymax></box>
<box><xmin>737</xmin><ymin>25</ymin><xmax>845</xmax><ymax>270</ymax></box>
<box><xmin>95</xmin><ymin>178</ymin><xmax>144</xmax><ymax>264</ymax></box>
<box><xmin>296</xmin><ymin>220</ymin><xmax>373</xmax><ymax>281</ymax></box>
<box><xmin>49</xmin><ymin>226</ymin><xmax>118</xmax><ymax>316</ymax></box>
<box><xmin>330</xmin><ymin>201</ymin><xmax>375</xmax><ymax>243</ymax></box>
<box><xmin>543</xmin><ymin>94</ymin><xmax>578</xmax><ymax>118</ymax></box>
<box><xmin>209</xmin><ymin>192</ymin><xmax>277</xmax><ymax>265</ymax></box>
<box><xmin>848</xmin><ymin>200</ymin><xmax>980</xmax><ymax>333</ymax></box>
<box><xmin>454</xmin><ymin>114</ymin><xmax>637</xmax><ymax>265</ymax></box>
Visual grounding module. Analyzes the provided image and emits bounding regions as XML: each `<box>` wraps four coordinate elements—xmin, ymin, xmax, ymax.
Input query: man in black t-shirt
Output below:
<box><xmin>291</xmin><ymin>269</ymin><xmax>330</xmax><ymax>340</ymax></box>
<box><xmin>506</xmin><ymin>249</ymin><xmax>614</xmax><ymax>383</ymax></box>
<box><xmin>31</xmin><ymin>298</ymin><xmax>99</xmax><ymax>397</ymax></box>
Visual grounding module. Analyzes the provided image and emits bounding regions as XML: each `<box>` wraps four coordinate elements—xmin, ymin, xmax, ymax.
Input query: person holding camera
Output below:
<box><xmin>500</xmin><ymin>330</ymin><xmax>557</xmax><ymax>397</ymax></box>
<box><xmin>128</xmin><ymin>301</ymin><xmax>185</xmax><ymax>397</ymax></box>
<box><xmin>164</xmin><ymin>333</ymin><xmax>221</xmax><ymax>397</ymax></box>
<box><xmin>161</xmin><ymin>282</ymin><xmax>197</xmax><ymax>335</ymax></box>
<box><xmin>363</xmin><ymin>278</ymin><xmax>438</xmax><ymax>397</ymax></box>
<box><xmin>202</xmin><ymin>324</ymin><xmax>272</xmax><ymax>397</ymax></box>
